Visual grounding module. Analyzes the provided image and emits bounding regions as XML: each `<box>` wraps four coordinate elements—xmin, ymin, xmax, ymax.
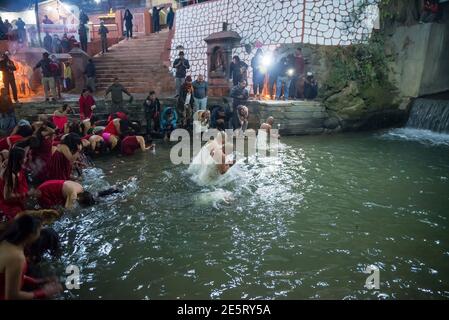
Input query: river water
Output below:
<box><xmin>50</xmin><ymin>129</ymin><xmax>449</xmax><ymax>299</ymax></box>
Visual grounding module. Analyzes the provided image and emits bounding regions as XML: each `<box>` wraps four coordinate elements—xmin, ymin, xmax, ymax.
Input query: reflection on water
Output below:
<box><xmin>50</xmin><ymin>130</ymin><xmax>449</xmax><ymax>299</ymax></box>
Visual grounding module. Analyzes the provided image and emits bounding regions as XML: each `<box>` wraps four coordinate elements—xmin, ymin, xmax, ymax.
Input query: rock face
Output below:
<box><xmin>323</xmin><ymin>81</ymin><xmax>407</xmax><ymax>131</ymax></box>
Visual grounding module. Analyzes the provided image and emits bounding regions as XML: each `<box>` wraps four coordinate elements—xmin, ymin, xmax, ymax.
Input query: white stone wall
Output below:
<box><xmin>170</xmin><ymin>0</ymin><xmax>376</xmax><ymax>85</ymax></box>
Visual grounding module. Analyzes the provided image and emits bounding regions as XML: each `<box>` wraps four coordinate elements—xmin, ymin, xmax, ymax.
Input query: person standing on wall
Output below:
<box><xmin>43</xmin><ymin>32</ymin><xmax>53</xmax><ymax>53</ymax></box>
<box><xmin>0</xmin><ymin>53</ymin><xmax>19</xmax><ymax>103</ymax></box>
<box><xmin>98</xmin><ymin>21</ymin><xmax>109</xmax><ymax>54</ymax></box>
<box><xmin>33</xmin><ymin>52</ymin><xmax>57</xmax><ymax>102</ymax></box>
<box><xmin>152</xmin><ymin>6</ymin><xmax>164</xmax><ymax>33</ymax></box>
<box><xmin>304</xmin><ymin>72</ymin><xmax>318</xmax><ymax>100</ymax></box>
<box><xmin>80</xmin><ymin>10</ymin><xmax>89</xmax><ymax>23</ymax></box>
<box><xmin>84</xmin><ymin>59</ymin><xmax>96</xmax><ymax>93</ymax></box>
<box><xmin>291</xmin><ymin>47</ymin><xmax>305</xmax><ymax>99</ymax></box>
<box><xmin>167</xmin><ymin>7</ymin><xmax>175</xmax><ymax>31</ymax></box>
<box><xmin>268</xmin><ymin>48</ymin><xmax>280</xmax><ymax>100</ymax></box>
<box><xmin>78</xmin><ymin>24</ymin><xmax>88</xmax><ymax>52</ymax></box>
<box><xmin>276</xmin><ymin>55</ymin><xmax>294</xmax><ymax>101</ymax></box>
<box><xmin>192</xmin><ymin>74</ymin><xmax>208</xmax><ymax>112</ymax></box>
<box><xmin>229</xmin><ymin>56</ymin><xmax>248</xmax><ymax>87</ymax></box>
<box><xmin>15</xmin><ymin>18</ymin><xmax>26</xmax><ymax>44</ymax></box>
<box><xmin>124</xmin><ymin>9</ymin><xmax>133</xmax><ymax>40</ymax></box>
<box><xmin>251</xmin><ymin>49</ymin><xmax>265</xmax><ymax>100</ymax></box>
<box><xmin>173</xmin><ymin>51</ymin><xmax>190</xmax><ymax>96</ymax></box>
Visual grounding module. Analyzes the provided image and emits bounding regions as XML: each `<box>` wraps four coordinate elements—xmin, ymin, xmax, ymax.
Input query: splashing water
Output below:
<box><xmin>46</xmin><ymin>134</ymin><xmax>449</xmax><ymax>300</ymax></box>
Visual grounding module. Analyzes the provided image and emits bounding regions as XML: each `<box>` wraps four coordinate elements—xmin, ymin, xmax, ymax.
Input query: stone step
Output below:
<box><xmin>96</xmin><ymin>69</ymin><xmax>169</xmax><ymax>75</ymax></box>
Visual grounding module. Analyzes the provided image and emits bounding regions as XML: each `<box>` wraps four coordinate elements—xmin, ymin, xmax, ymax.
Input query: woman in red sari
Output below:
<box><xmin>30</xmin><ymin>124</ymin><xmax>55</xmax><ymax>183</ymax></box>
<box><xmin>0</xmin><ymin>147</ymin><xmax>30</xmax><ymax>220</ymax></box>
<box><xmin>102</xmin><ymin>118</ymin><xmax>129</xmax><ymax>150</ymax></box>
<box><xmin>78</xmin><ymin>89</ymin><xmax>96</xmax><ymax>121</ymax></box>
<box><xmin>44</xmin><ymin>133</ymin><xmax>82</xmax><ymax>182</ymax></box>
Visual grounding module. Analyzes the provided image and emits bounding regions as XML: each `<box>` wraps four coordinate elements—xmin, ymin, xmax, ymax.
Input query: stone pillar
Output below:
<box><xmin>69</xmin><ymin>48</ymin><xmax>90</xmax><ymax>93</ymax></box>
<box><xmin>144</xmin><ymin>9</ymin><xmax>152</xmax><ymax>35</ymax></box>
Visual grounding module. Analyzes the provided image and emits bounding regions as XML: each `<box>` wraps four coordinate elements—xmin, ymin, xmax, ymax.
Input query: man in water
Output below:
<box><xmin>208</xmin><ymin>133</ymin><xmax>234</xmax><ymax>175</ymax></box>
<box><xmin>260</xmin><ymin>116</ymin><xmax>280</xmax><ymax>137</ymax></box>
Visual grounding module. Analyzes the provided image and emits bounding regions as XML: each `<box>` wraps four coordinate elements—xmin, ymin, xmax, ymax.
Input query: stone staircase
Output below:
<box><xmin>93</xmin><ymin>30</ymin><xmax>175</xmax><ymax>95</ymax></box>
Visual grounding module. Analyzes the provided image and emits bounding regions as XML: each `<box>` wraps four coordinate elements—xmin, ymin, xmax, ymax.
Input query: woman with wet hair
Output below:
<box><xmin>0</xmin><ymin>147</ymin><xmax>32</xmax><ymax>220</ymax></box>
<box><xmin>0</xmin><ymin>214</ymin><xmax>62</xmax><ymax>299</ymax></box>
<box><xmin>32</xmin><ymin>179</ymin><xmax>121</xmax><ymax>210</ymax></box>
<box><xmin>29</xmin><ymin>124</ymin><xmax>55</xmax><ymax>183</ymax></box>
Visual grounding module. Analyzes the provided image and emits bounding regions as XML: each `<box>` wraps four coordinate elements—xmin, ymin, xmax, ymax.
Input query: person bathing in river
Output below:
<box><xmin>101</xmin><ymin>118</ymin><xmax>129</xmax><ymax>150</ymax></box>
<box><xmin>207</xmin><ymin>132</ymin><xmax>234</xmax><ymax>175</ymax></box>
<box><xmin>31</xmin><ymin>180</ymin><xmax>120</xmax><ymax>210</ymax></box>
<box><xmin>121</xmin><ymin>136</ymin><xmax>154</xmax><ymax>156</ymax></box>
<box><xmin>0</xmin><ymin>214</ymin><xmax>63</xmax><ymax>300</ymax></box>
<box><xmin>0</xmin><ymin>147</ymin><xmax>33</xmax><ymax>221</ymax></box>
<box><xmin>41</xmin><ymin>133</ymin><xmax>82</xmax><ymax>181</ymax></box>
<box><xmin>52</xmin><ymin>104</ymin><xmax>72</xmax><ymax>133</ymax></box>
<box><xmin>259</xmin><ymin>116</ymin><xmax>280</xmax><ymax>138</ymax></box>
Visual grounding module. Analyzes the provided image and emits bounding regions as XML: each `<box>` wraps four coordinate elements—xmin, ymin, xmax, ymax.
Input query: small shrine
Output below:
<box><xmin>204</xmin><ymin>24</ymin><xmax>241</xmax><ymax>97</ymax></box>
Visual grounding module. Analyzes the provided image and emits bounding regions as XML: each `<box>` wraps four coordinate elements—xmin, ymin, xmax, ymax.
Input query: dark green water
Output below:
<box><xmin>52</xmin><ymin>129</ymin><xmax>449</xmax><ymax>299</ymax></box>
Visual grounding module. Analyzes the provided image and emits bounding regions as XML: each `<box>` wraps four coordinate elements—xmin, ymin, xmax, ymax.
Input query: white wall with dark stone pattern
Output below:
<box><xmin>170</xmin><ymin>0</ymin><xmax>377</xmax><ymax>87</ymax></box>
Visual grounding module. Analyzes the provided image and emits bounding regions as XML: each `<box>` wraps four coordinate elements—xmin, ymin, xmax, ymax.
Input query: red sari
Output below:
<box><xmin>79</xmin><ymin>95</ymin><xmax>95</xmax><ymax>120</ymax></box>
<box><xmin>0</xmin><ymin>135</ymin><xmax>23</xmax><ymax>151</ymax></box>
<box><xmin>31</xmin><ymin>137</ymin><xmax>53</xmax><ymax>180</ymax></box>
<box><xmin>37</xmin><ymin>180</ymin><xmax>65</xmax><ymax>209</ymax></box>
<box><xmin>103</xmin><ymin>120</ymin><xmax>119</xmax><ymax>136</ymax></box>
<box><xmin>121</xmin><ymin>136</ymin><xmax>140</xmax><ymax>155</ymax></box>
<box><xmin>44</xmin><ymin>150</ymin><xmax>73</xmax><ymax>181</ymax></box>
<box><xmin>0</xmin><ymin>169</ymin><xmax>29</xmax><ymax>220</ymax></box>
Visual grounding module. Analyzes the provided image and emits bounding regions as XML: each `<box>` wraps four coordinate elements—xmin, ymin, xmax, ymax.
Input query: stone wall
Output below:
<box><xmin>170</xmin><ymin>0</ymin><xmax>376</xmax><ymax>86</ymax></box>
<box><xmin>386</xmin><ymin>21</ymin><xmax>449</xmax><ymax>97</ymax></box>
<box><xmin>14</xmin><ymin>97</ymin><xmax>336</xmax><ymax>136</ymax></box>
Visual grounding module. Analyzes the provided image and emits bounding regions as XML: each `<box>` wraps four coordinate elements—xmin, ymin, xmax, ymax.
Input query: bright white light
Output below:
<box><xmin>287</xmin><ymin>68</ymin><xmax>294</xmax><ymax>76</ymax></box>
<box><xmin>94</xmin><ymin>0</ymin><xmax>101</xmax><ymax>4</ymax></box>
<box><xmin>262</xmin><ymin>54</ymin><xmax>272</xmax><ymax>67</ymax></box>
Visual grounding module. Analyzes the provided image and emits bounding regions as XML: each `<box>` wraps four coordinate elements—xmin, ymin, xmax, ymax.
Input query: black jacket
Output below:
<box><xmin>34</xmin><ymin>58</ymin><xmax>52</xmax><ymax>77</ymax></box>
<box><xmin>173</xmin><ymin>58</ymin><xmax>190</xmax><ymax>78</ymax></box>
<box><xmin>84</xmin><ymin>62</ymin><xmax>96</xmax><ymax>78</ymax></box>
<box><xmin>143</xmin><ymin>98</ymin><xmax>161</xmax><ymax>117</ymax></box>
<box><xmin>167</xmin><ymin>11</ymin><xmax>175</xmax><ymax>27</ymax></box>
<box><xmin>229</xmin><ymin>61</ymin><xmax>248</xmax><ymax>83</ymax></box>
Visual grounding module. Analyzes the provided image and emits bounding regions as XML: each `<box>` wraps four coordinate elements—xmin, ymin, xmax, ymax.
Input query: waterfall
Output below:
<box><xmin>406</xmin><ymin>99</ymin><xmax>449</xmax><ymax>133</ymax></box>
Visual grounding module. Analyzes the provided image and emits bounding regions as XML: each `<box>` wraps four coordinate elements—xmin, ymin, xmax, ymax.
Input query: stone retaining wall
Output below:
<box><xmin>14</xmin><ymin>98</ymin><xmax>333</xmax><ymax>136</ymax></box>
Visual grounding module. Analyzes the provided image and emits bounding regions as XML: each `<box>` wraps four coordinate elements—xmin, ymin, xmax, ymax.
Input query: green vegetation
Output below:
<box><xmin>320</xmin><ymin>33</ymin><xmax>394</xmax><ymax>100</ymax></box>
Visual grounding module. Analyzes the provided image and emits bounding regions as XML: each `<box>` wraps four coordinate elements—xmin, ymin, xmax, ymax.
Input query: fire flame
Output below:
<box><xmin>0</xmin><ymin>59</ymin><xmax>35</xmax><ymax>98</ymax></box>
